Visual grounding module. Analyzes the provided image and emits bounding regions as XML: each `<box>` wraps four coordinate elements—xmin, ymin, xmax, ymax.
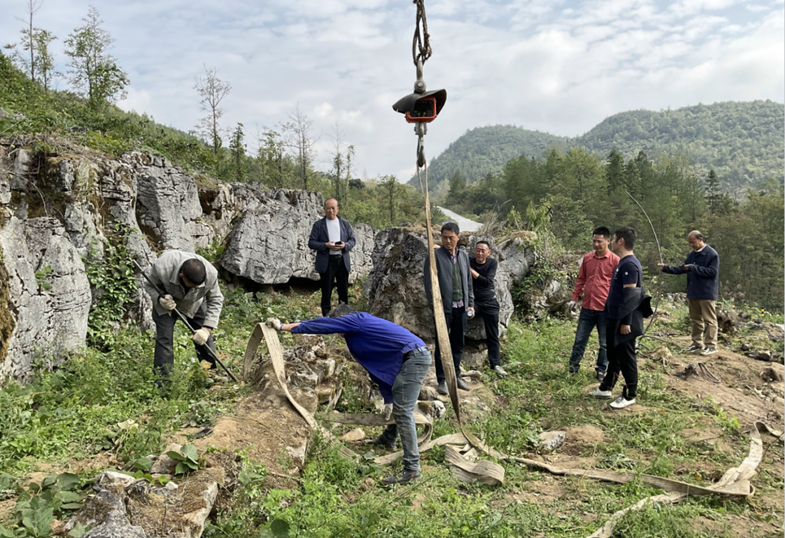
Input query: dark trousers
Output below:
<box><xmin>320</xmin><ymin>256</ymin><xmax>349</xmax><ymax>316</ymax></box>
<box><xmin>152</xmin><ymin>302</ymin><xmax>216</xmax><ymax>378</ymax></box>
<box><xmin>568</xmin><ymin>308</ymin><xmax>608</xmax><ymax>374</ymax></box>
<box><xmin>599</xmin><ymin>318</ymin><xmax>638</xmax><ymax>399</ymax></box>
<box><xmin>475</xmin><ymin>301</ymin><xmax>501</xmax><ymax>368</ymax></box>
<box><xmin>435</xmin><ymin>307</ymin><xmax>466</xmax><ymax>383</ymax></box>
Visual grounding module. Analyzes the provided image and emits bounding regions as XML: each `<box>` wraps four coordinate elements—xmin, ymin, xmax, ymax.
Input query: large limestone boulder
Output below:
<box><xmin>126</xmin><ymin>152</ymin><xmax>212</xmax><ymax>252</ymax></box>
<box><xmin>220</xmin><ymin>190</ymin><xmax>376</xmax><ymax>285</ymax></box>
<box><xmin>363</xmin><ymin>228</ymin><xmax>535</xmax><ymax>342</ymax></box>
<box><xmin>0</xmin><ymin>216</ymin><xmax>91</xmax><ymax>383</ymax></box>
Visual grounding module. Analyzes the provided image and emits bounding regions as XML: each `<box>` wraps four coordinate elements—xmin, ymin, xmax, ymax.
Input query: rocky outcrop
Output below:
<box><xmin>0</xmin><ymin>216</ymin><xmax>91</xmax><ymax>382</ymax></box>
<box><xmin>363</xmin><ymin>227</ymin><xmax>536</xmax><ymax>342</ymax></box>
<box><xmin>220</xmin><ymin>191</ymin><xmax>376</xmax><ymax>285</ymax></box>
<box><xmin>0</xmin><ymin>139</ymin><xmax>377</xmax><ymax>383</ymax></box>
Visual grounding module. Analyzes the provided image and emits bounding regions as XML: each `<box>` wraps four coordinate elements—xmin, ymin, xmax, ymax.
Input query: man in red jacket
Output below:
<box><xmin>568</xmin><ymin>227</ymin><xmax>619</xmax><ymax>381</ymax></box>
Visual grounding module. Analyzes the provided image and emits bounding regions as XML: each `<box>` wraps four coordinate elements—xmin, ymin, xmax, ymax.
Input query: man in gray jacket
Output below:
<box><xmin>423</xmin><ymin>222</ymin><xmax>474</xmax><ymax>395</ymax></box>
<box><xmin>143</xmin><ymin>250</ymin><xmax>224</xmax><ymax>380</ymax></box>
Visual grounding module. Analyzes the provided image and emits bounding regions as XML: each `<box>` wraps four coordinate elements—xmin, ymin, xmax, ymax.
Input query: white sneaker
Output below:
<box><xmin>591</xmin><ymin>388</ymin><xmax>613</xmax><ymax>399</ymax></box>
<box><xmin>684</xmin><ymin>344</ymin><xmax>703</xmax><ymax>353</ymax></box>
<box><xmin>492</xmin><ymin>365</ymin><xmax>508</xmax><ymax>376</ymax></box>
<box><xmin>610</xmin><ymin>395</ymin><xmax>636</xmax><ymax>409</ymax></box>
<box><xmin>701</xmin><ymin>347</ymin><xmax>718</xmax><ymax>356</ymax></box>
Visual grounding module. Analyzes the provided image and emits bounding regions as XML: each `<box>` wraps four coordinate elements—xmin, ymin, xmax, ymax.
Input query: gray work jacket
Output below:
<box><xmin>143</xmin><ymin>250</ymin><xmax>224</xmax><ymax>328</ymax></box>
<box><xmin>423</xmin><ymin>246</ymin><xmax>474</xmax><ymax>313</ymax></box>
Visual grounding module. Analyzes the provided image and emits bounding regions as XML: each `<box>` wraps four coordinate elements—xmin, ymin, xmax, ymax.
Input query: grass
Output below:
<box><xmin>0</xmin><ymin>289</ymin><xmax>781</xmax><ymax>537</ymax></box>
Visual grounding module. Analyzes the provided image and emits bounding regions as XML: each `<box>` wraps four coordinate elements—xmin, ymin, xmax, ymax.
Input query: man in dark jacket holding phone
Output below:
<box><xmin>658</xmin><ymin>231</ymin><xmax>720</xmax><ymax>356</ymax></box>
<box><xmin>591</xmin><ymin>227</ymin><xmax>650</xmax><ymax>410</ymax></box>
<box><xmin>308</xmin><ymin>198</ymin><xmax>357</xmax><ymax>316</ymax></box>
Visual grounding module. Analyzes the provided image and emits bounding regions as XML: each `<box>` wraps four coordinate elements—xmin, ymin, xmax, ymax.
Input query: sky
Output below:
<box><xmin>2</xmin><ymin>0</ymin><xmax>783</xmax><ymax>182</ymax></box>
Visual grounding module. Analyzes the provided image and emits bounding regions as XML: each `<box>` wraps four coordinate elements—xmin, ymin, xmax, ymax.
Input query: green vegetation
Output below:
<box><xmin>0</xmin><ymin>269</ymin><xmax>781</xmax><ymax>537</ymax></box>
<box><xmin>447</xmin><ymin>147</ymin><xmax>784</xmax><ymax>311</ymax></box>
<box><xmin>0</xmin><ymin>50</ymin><xmax>433</xmax><ymax>231</ymax></box>
<box><xmin>417</xmin><ymin>102</ymin><xmax>784</xmax><ymax>196</ymax></box>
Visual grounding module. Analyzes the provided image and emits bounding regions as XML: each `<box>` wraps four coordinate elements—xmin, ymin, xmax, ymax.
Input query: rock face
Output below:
<box><xmin>0</xmin><ymin>216</ymin><xmax>91</xmax><ymax>382</ymax></box>
<box><xmin>220</xmin><ymin>191</ymin><xmax>376</xmax><ymax>285</ymax></box>
<box><xmin>0</xmin><ymin>139</ymin><xmax>376</xmax><ymax>383</ymax></box>
<box><xmin>363</xmin><ymin>228</ymin><xmax>535</xmax><ymax>342</ymax></box>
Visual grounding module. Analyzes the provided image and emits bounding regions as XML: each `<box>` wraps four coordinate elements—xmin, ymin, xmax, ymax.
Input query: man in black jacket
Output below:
<box><xmin>423</xmin><ymin>222</ymin><xmax>474</xmax><ymax>395</ymax></box>
<box><xmin>470</xmin><ymin>240</ymin><xmax>506</xmax><ymax>375</ymax></box>
<box><xmin>658</xmin><ymin>231</ymin><xmax>720</xmax><ymax>356</ymax></box>
<box><xmin>308</xmin><ymin>198</ymin><xmax>357</xmax><ymax>316</ymax></box>
<box><xmin>591</xmin><ymin>227</ymin><xmax>647</xmax><ymax>410</ymax></box>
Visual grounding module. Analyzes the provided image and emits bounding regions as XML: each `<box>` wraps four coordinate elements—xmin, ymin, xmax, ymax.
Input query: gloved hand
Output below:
<box><xmin>568</xmin><ymin>300</ymin><xmax>577</xmax><ymax>310</ymax></box>
<box><xmin>159</xmin><ymin>294</ymin><xmax>176</xmax><ymax>312</ymax></box>
<box><xmin>382</xmin><ymin>403</ymin><xmax>393</xmax><ymax>421</ymax></box>
<box><xmin>192</xmin><ymin>328</ymin><xmax>211</xmax><ymax>346</ymax></box>
<box><xmin>266</xmin><ymin>318</ymin><xmax>283</xmax><ymax>331</ymax></box>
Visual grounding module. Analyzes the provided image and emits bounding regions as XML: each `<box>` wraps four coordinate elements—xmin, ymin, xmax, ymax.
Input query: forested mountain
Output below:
<box><xmin>408</xmin><ymin>125</ymin><xmax>568</xmax><ymax>191</ymax></box>
<box><xmin>412</xmin><ymin>101</ymin><xmax>784</xmax><ymax>195</ymax></box>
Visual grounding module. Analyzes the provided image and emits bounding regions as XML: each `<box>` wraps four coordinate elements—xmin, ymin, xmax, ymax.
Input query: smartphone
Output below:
<box><xmin>334</xmin><ymin>241</ymin><xmax>344</xmax><ymax>246</ymax></box>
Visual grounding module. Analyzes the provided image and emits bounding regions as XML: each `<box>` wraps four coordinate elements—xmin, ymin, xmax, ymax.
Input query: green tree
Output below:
<box><xmin>64</xmin><ymin>5</ymin><xmax>129</xmax><ymax>110</ymax></box>
<box><xmin>229</xmin><ymin>123</ymin><xmax>246</xmax><ymax>182</ymax></box>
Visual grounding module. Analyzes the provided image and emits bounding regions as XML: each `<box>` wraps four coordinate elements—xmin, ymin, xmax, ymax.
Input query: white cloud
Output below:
<box><xmin>0</xmin><ymin>0</ymin><xmax>781</xmax><ymax>182</ymax></box>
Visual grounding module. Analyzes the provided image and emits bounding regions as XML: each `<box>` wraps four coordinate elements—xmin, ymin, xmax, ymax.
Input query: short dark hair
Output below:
<box><xmin>181</xmin><ymin>258</ymin><xmax>206</xmax><ymax>285</ymax></box>
<box><xmin>441</xmin><ymin>222</ymin><xmax>460</xmax><ymax>235</ymax></box>
<box><xmin>592</xmin><ymin>226</ymin><xmax>611</xmax><ymax>239</ymax></box>
<box><xmin>475</xmin><ymin>240</ymin><xmax>491</xmax><ymax>248</ymax></box>
<box><xmin>613</xmin><ymin>227</ymin><xmax>637</xmax><ymax>249</ymax></box>
<box><xmin>328</xmin><ymin>304</ymin><xmax>356</xmax><ymax>318</ymax></box>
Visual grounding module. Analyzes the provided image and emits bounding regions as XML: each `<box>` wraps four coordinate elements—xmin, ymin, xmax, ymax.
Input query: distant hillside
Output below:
<box><xmin>414</xmin><ymin>101</ymin><xmax>784</xmax><ymax>194</ymax></box>
<box><xmin>408</xmin><ymin>125</ymin><xmax>568</xmax><ymax>189</ymax></box>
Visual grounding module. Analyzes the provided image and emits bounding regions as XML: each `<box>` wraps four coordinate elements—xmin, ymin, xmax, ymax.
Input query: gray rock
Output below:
<box><xmin>364</xmin><ymin>228</ymin><xmax>535</xmax><ymax>342</ymax></box>
<box><xmin>0</xmin><ymin>217</ymin><xmax>91</xmax><ymax>383</ymax></box>
<box><xmin>537</xmin><ymin>430</ymin><xmax>566</xmax><ymax>452</ymax></box>
<box><xmin>221</xmin><ymin>189</ymin><xmax>376</xmax><ymax>285</ymax></box>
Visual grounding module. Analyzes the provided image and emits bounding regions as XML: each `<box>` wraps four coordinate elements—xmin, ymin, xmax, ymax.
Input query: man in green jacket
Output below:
<box><xmin>143</xmin><ymin>250</ymin><xmax>224</xmax><ymax>379</ymax></box>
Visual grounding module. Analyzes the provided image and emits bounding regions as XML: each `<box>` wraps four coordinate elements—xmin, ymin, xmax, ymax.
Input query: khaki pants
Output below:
<box><xmin>688</xmin><ymin>299</ymin><xmax>718</xmax><ymax>347</ymax></box>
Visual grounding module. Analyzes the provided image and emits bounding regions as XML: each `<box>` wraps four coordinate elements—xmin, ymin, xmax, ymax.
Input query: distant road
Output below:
<box><xmin>437</xmin><ymin>206</ymin><xmax>482</xmax><ymax>232</ymax></box>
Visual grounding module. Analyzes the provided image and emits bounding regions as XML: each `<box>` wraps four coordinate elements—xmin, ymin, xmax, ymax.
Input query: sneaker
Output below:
<box><xmin>371</xmin><ymin>436</ymin><xmax>396</xmax><ymax>451</ymax></box>
<box><xmin>596</xmin><ymin>371</ymin><xmax>606</xmax><ymax>383</ymax></box>
<box><xmin>591</xmin><ymin>387</ymin><xmax>613</xmax><ymax>399</ymax></box>
<box><xmin>701</xmin><ymin>347</ymin><xmax>718</xmax><ymax>356</ymax></box>
<box><xmin>456</xmin><ymin>377</ymin><xmax>471</xmax><ymax>391</ymax></box>
<box><xmin>684</xmin><ymin>344</ymin><xmax>703</xmax><ymax>353</ymax></box>
<box><xmin>381</xmin><ymin>470</ymin><xmax>421</xmax><ymax>486</ymax></box>
<box><xmin>436</xmin><ymin>381</ymin><xmax>448</xmax><ymax>395</ymax></box>
<box><xmin>609</xmin><ymin>395</ymin><xmax>636</xmax><ymax>409</ymax></box>
<box><xmin>492</xmin><ymin>365</ymin><xmax>508</xmax><ymax>376</ymax></box>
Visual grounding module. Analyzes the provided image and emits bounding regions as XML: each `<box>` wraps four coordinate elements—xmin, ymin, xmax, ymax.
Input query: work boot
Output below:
<box><xmin>381</xmin><ymin>469</ymin><xmax>421</xmax><ymax>486</ymax></box>
<box><xmin>456</xmin><ymin>377</ymin><xmax>470</xmax><ymax>391</ymax></box>
<box><xmin>436</xmin><ymin>381</ymin><xmax>448</xmax><ymax>395</ymax></box>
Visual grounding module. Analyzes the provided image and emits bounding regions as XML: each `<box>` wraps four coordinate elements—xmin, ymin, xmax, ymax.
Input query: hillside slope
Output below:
<box><xmin>413</xmin><ymin>101</ymin><xmax>784</xmax><ymax>194</ymax></box>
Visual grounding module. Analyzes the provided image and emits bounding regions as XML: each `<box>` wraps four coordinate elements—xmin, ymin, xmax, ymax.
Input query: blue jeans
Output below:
<box><xmin>379</xmin><ymin>349</ymin><xmax>432</xmax><ymax>473</ymax></box>
<box><xmin>568</xmin><ymin>308</ymin><xmax>608</xmax><ymax>374</ymax></box>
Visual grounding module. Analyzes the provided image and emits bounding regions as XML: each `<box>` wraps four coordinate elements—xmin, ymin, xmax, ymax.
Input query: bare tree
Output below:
<box><xmin>194</xmin><ymin>65</ymin><xmax>231</xmax><ymax>155</ymax></box>
<box><xmin>282</xmin><ymin>104</ymin><xmax>318</xmax><ymax>190</ymax></box>
<box><xmin>330</xmin><ymin>122</ymin><xmax>354</xmax><ymax>204</ymax></box>
<box><xmin>22</xmin><ymin>0</ymin><xmax>43</xmax><ymax>83</ymax></box>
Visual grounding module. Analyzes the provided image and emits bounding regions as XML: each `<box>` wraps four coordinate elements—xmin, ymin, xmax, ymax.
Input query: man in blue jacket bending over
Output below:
<box><xmin>658</xmin><ymin>230</ymin><xmax>720</xmax><ymax>356</ymax></box>
<box><xmin>268</xmin><ymin>305</ymin><xmax>431</xmax><ymax>485</ymax></box>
